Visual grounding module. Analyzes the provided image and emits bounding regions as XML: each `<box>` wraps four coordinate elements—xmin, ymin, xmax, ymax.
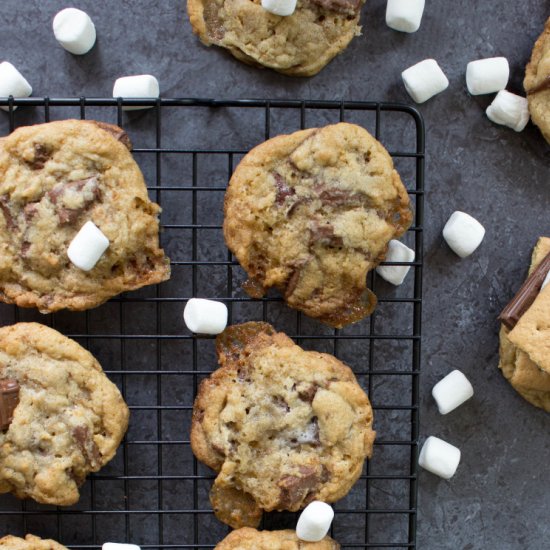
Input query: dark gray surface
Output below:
<box><xmin>1</xmin><ymin>1</ymin><xmax>549</xmax><ymax>549</ymax></box>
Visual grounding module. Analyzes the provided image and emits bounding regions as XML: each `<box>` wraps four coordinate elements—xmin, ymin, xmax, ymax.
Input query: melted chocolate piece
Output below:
<box><xmin>527</xmin><ymin>74</ymin><xmax>550</xmax><ymax>95</ymax></box>
<box><xmin>92</xmin><ymin>121</ymin><xmax>133</xmax><ymax>151</ymax></box>
<box><xmin>284</xmin><ymin>264</ymin><xmax>305</xmax><ymax>299</ymax></box>
<box><xmin>310</xmin><ymin>222</ymin><xmax>344</xmax><ymax>248</ymax></box>
<box><xmin>273</xmin><ymin>172</ymin><xmax>296</xmax><ymax>205</ymax></box>
<box><xmin>28</xmin><ymin>143</ymin><xmax>52</xmax><ymax>170</ymax></box>
<box><xmin>310</xmin><ymin>0</ymin><xmax>362</xmax><ymax>14</ymax></box>
<box><xmin>72</xmin><ymin>425</ymin><xmax>101</xmax><ymax>467</ymax></box>
<box><xmin>297</xmin><ymin>383</ymin><xmax>318</xmax><ymax>403</ymax></box>
<box><xmin>499</xmin><ymin>251</ymin><xmax>550</xmax><ymax>330</ymax></box>
<box><xmin>0</xmin><ymin>379</ymin><xmax>19</xmax><ymax>431</ymax></box>
<box><xmin>0</xmin><ymin>196</ymin><xmax>15</xmax><ymax>231</ymax></box>
<box><xmin>47</xmin><ymin>176</ymin><xmax>100</xmax><ymax>225</ymax></box>
<box><xmin>278</xmin><ymin>466</ymin><xmax>319</xmax><ymax>508</ymax></box>
<box><xmin>318</xmin><ymin>188</ymin><xmax>367</xmax><ymax>208</ymax></box>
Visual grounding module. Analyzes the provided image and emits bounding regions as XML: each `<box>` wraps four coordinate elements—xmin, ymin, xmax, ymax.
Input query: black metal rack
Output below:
<box><xmin>0</xmin><ymin>98</ymin><xmax>424</xmax><ymax>549</ymax></box>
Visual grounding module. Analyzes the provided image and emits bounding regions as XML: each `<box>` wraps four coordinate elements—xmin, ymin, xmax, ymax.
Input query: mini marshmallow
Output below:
<box><xmin>184</xmin><ymin>298</ymin><xmax>228</xmax><ymax>335</ymax></box>
<box><xmin>0</xmin><ymin>62</ymin><xmax>32</xmax><ymax>112</ymax></box>
<box><xmin>402</xmin><ymin>59</ymin><xmax>449</xmax><ymax>104</ymax></box>
<box><xmin>432</xmin><ymin>369</ymin><xmax>474</xmax><ymax>415</ymax></box>
<box><xmin>542</xmin><ymin>271</ymin><xmax>550</xmax><ymax>291</ymax></box>
<box><xmin>113</xmin><ymin>75</ymin><xmax>160</xmax><ymax>111</ymax></box>
<box><xmin>53</xmin><ymin>8</ymin><xmax>96</xmax><ymax>55</ymax></box>
<box><xmin>261</xmin><ymin>0</ymin><xmax>297</xmax><ymax>16</ymax></box>
<box><xmin>103</xmin><ymin>544</ymin><xmax>140</xmax><ymax>550</ymax></box>
<box><xmin>386</xmin><ymin>0</ymin><xmax>425</xmax><ymax>33</ymax></box>
<box><xmin>376</xmin><ymin>239</ymin><xmax>415</xmax><ymax>286</ymax></box>
<box><xmin>442</xmin><ymin>211</ymin><xmax>485</xmax><ymax>258</ymax></box>
<box><xmin>67</xmin><ymin>221</ymin><xmax>109</xmax><ymax>271</ymax></box>
<box><xmin>418</xmin><ymin>436</ymin><xmax>461</xmax><ymax>480</ymax></box>
<box><xmin>486</xmin><ymin>90</ymin><xmax>529</xmax><ymax>132</ymax></box>
<box><xmin>466</xmin><ymin>57</ymin><xmax>509</xmax><ymax>95</ymax></box>
<box><xmin>296</xmin><ymin>501</ymin><xmax>334</xmax><ymax>542</ymax></box>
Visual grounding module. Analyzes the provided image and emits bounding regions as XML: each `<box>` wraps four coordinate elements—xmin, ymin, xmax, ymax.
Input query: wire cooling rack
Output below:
<box><xmin>0</xmin><ymin>97</ymin><xmax>424</xmax><ymax>549</ymax></box>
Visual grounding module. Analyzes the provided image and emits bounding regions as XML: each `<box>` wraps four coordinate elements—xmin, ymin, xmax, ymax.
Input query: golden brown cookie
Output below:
<box><xmin>215</xmin><ymin>528</ymin><xmax>340</xmax><ymax>549</ymax></box>
<box><xmin>191</xmin><ymin>322</ymin><xmax>375</xmax><ymax>528</ymax></box>
<box><xmin>0</xmin><ymin>119</ymin><xmax>170</xmax><ymax>313</ymax></box>
<box><xmin>187</xmin><ymin>0</ymin><xmax>364</xmax><ymax>77</ymax></box>
<box><xmin>524</xmin><ymin>17</ymin><xmax>550</xmax><ymax>144</ymax></box>
<box><xmin>223</xmin><ymin>123</ymin><xmax>412</xmax><ymax>328</ymax></box>
<box><xmin>498</xmin><ymin>237</ymin><xmax>550</xmax><ymax>411</ymax></box>
<box><xmin>0</xmin><ymin>323</ymin><xmax>129</xmax><ymax>505</ymax></box>
<box><xmin>0</xmin><ymin>535</ymin><xmax>67</xmax><ymax>550</ymax></box>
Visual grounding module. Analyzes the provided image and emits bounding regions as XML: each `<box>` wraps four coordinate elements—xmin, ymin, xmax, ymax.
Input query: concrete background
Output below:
<box><xmin>0</xmin><ymin>1</ymin><xmax>549</xmax><ymax>549</ymax></box>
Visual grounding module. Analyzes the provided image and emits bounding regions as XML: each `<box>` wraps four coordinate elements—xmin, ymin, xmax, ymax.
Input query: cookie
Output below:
<box><xmin>0</xmin><ymin>535</ymin><xmax>67</xmax><ymax>550</ymax></box>
<box><xmin>223</xmin><ymin>123</ymin><xmax>412</xmax><ymax>328</ymax></box>
<box><xmin>191</xmin><ymin>322</ymin><xmax>375</xmax><ymax>528</ymax></box>
<box><xmin>215</xmin><ymin>528</ymin><xmax>339</xmax><ymax>549</ymax></box>
<box><xmin>0</xmin><ymin>322</ymin><xmax>129</xmax><ymax>505</ymax></box>
<box><xmin>498</xmin><ymin>237</ymin><xmax>550</xmax><ymax>412</ymax></box>
<box><xmin>187</xmin><ymin>0</ymin><xmax>364</xmax><ymax>77</ymax></box>
<box><xmin>0</xmin><ymin>119</ymin><xmax>170</xmax><ymax>313</ymax></box>
<box><xmin>524</xmin><ymin>17</ymin><xmax>550</xmax><ymax>144</ymax></box>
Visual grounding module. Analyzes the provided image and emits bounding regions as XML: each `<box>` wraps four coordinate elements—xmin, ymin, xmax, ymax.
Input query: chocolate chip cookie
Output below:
<box><xmin>524</xmin><ymin>17</ymin><xmax>550</xmax><ymax>144</ymax></box>
<box><xmin>191</xmin><ymin>322</ymin><xmax>375</xmax><ymax>528</ymax></box>
<box><xmin>0</xmin><ymin>535</ymin><xmax>67</xmax><ymax>550</ymax></box>
<box><xmin>0</xmin><ymin>322</ymin><xmax>129</xmax><ymax>505</ymax></box>
<box><xmin>224</xmin><ymin>123</ymin><xmax>412</xmax><ymax>328</ymax></box>
<box><xmin>187</xmin><ymin>0</ymin><xmax>364</xmax><ymax>76</ymax></box>
<box><xmin>498</xmin><ymin>237</ymin><xmax>550</xmax><ymax>412</ymax></box>
<box><xmin>215</xmin><ymin>528</ymin><xmax>339</xmax><ymax>549</ymax></box>
<box><xmin>0</xmin><ymin>119</ymin><xmax>170</xmax><ymax>313</ymax></box>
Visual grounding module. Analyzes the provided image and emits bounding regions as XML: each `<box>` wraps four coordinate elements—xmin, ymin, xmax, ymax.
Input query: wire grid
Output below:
<box><xmin>0</xmin><ymin>97</ymin><xmax>424</xmax><ymax>549</ymax></box>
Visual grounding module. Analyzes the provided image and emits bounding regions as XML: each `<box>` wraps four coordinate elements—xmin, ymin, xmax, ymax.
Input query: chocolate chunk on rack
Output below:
<box><xmin>499</xmin><ymin>251</ymin><xmax>550</xmax><ymax>329</ymax></box>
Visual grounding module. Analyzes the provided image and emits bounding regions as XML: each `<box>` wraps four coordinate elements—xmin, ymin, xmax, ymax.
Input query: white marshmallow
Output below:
<box><xmin>67</xmin><ymin>221</ymin><xmax>109</xmax><ymax>271</ymax></box>
<box><xmin>402</xmin><ymin>59</ymin><xmax>449</xmax><ymax>104</ymax></box>
<box><xmin>386</xmin><ymin>0</ymin><xmax>425</xmax><ymax>33</ymax></box>
<box><xmin>103</xmin><ymin>544</ymin><xmax>140</xmax><ymax>550</ymax></box>
<box><xmin>432</xmin><ymin>369</ymin><xmax>474</xmax><ymax>415</ymax></box>
<box><xmin>486</xmin><ymin>90</ymin><xmax>529</xmax><ymax>132</ymax></box>
<box><xmin>261</xmin><ymin>0</ymin><xmax>297</xmax><ymax>16</ymax></box>
<box><xmin>296</xmin><ymin>501</ymin><xmax>334</xmax><ymax>542</ymax></box>
<box><xmin>418</xmin><ymin>436</ymin><xmax>461</xmax><ymax>480</ymax></box>
<box><xmin>53</xmin><ymin>8</ymin><xmax>96</xmax><ymax>55</ymax></box>
<box><xmin>0</xmin><ymin>62</ymin><xmax>32</xmax><ymax>112</ymax></box>
<box><xmin>184</xmin><ymin>298</ymin><xmax>228</xmax><ymax>335</ymax></box>
<box><xmin>113</xmin><ymin>75</ymin><xmax>160</xmax><ymax>111</ymax></box>
<box><xmin>542</xmin><ymin>271</ymin><xmax>550</xmax><ymax>291</ymax></box>
<box><xmin>376</xmin><ymin>239</ymin><xmax>415</xmax><ymax>286</ymax></box>
<box><xmin>442</xmin><ymin>211</ymin><xmax>485</xmax><ymax>258</ymax></box>
<box><xmin>466</xmin><ymin>57</ymin><xmax>509</xmax><ymax>95</ymax></box>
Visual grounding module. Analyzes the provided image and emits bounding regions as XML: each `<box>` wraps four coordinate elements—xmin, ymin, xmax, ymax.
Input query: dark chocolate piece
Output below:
<box><xmin>0</xmin><ymin>379</ymin><xmax>20</xmax><ymax>431</ymax></box>
<box><xmin>92</xmin><ymin>121</ymin><xmax>133</xmax><ymax>151</ymax></box>
<box><xmin>278</xmin><ymin>465</ymin><xmax>319</xmax><ymax>508</ymax></box>
<box><xmin>72</xmin><ymin>425</ymin><xmax>101</xmax><ymax>467</ymax></box>
<box><xmin>527</xmin><ymin>74</ymin><xmax>550</xmax><ymax>95</ymax></box>
<box><xmin>499</xmin><ymin>251</ymin><xmax>550</xmax><ymax>330</ymax></box>
<box><xmin>29</xmin><ymin>143</ymin><xmax>52</xmax><ymax>170</ymax></box>
<box><xmin>273</xmin><ymin>172</ymin><xmax>296</xmax><ymax>205</ymax></box>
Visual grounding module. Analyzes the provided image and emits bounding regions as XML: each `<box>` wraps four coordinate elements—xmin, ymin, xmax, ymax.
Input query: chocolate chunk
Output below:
<box><xmin>28</xmin><ymin>143</ymin><xmax>52</xmax><ymax>170</ymax></box>
<box><xmin>23</xmin><ymin>202</ymin><xmax>39</xmax><ymax>221</ymax></box>
<box><xmin>278</xmin><ymin>466</ymin><xmax>319</xmax><ymax>508</ymax></box>
<box><xmin>72</xmin><ymin>426</ymin><xmax>101</xmax><ymax>467</ymax></box>
<box><xmin>318</xmin><ymin>188</ymin><xmax>367</xmax><ymax>207</ymax></box>
<box><xmin>0</xmin><ymin>196</ymin><xmax>15</xmax><ymax>231</ymax></box>
<box><xmin>273</xmin><ymin>172</ymin><xmax>296</xmax><ymax>205</ymax></box>
<box><xmin>527</xmin><ymin>74</ymin><xmax>550</xmax><ymax>95</ymax></box>
<box><xmin>92</xmin><ymin>121</ymin><xmax>133</xmax><ymax>151</ymax></box>
<box><xmin>47</xmin><ymin>176</ymin><xmax>100</xmax><ymax>225</ymax></box>
<box><xmin>284</xmin><ymin>266</ymin><xmax>303</xmax><ymax>299</ymax></box>
<box><xmin>310</xmin><ymin>0</ymin><xmax>362</xmax><ymax>13</ymax></box>
<box><xmin>310</xmin><ymin>222</ymin><xmax>344</xmax><ymax>248</ymax></box>
<box><xmin>0</xmin><ymin>379</ymin><xmax>19</xmax><ymax>431</ymax></box>
<box><xmin>499</xmin><ymin>251</ymin><xmax>550</xmax><ymax>330</ymax></box>
<box><xmin>297</xmin><ymin>383</ymin><xmax>318</xmax><ymax>403</ymax></box>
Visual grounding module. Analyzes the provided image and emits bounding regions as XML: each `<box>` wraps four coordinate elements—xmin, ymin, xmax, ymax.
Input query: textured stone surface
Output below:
<box><xmin>0</xmin><ymin>1</ymin><xmax>549</xmax><ymax>549</ymax></box>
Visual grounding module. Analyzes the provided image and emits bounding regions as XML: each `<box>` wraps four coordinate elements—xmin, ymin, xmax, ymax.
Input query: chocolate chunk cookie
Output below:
<box><xmin>524</xmin><ymin>17</ymin><xmax>550</xmax><ymax>144</ymax></box>
<box><xmin>191</xmin><ymin>322</ymin><xmax>375</xmax><ymax>528</ymax></box>
<box><xmin>224</xmin><ymin>123</ymin><xmax>412</xmax><ymax>328</ymax></box>
<box><xmin>187</xmin><ymin>0</ymin><xmax>364</xmax><ymax>76</ymax></box>
<box><xmin>0</xmin><ymin>323</ymin><xmax>129</xmax><ymax>505</ymax></box>
<box><xmin>215</xmin><ymin>528</ymin><xmax>340</xmax><ymax>549</ymax></box>
<box><xmin>0</xmin><ymin>119</ymin><xmax>170</xmax><ymax>313</ymax></box>
<box><xmin>498</xmin><ymin>237</ymin><xmax>550</xmax><ymax>412</ymax></box>
<box><xmin>0</xmin><ymin>535</ymin><xmax>67</xmax><ymax>550</ymax></box>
